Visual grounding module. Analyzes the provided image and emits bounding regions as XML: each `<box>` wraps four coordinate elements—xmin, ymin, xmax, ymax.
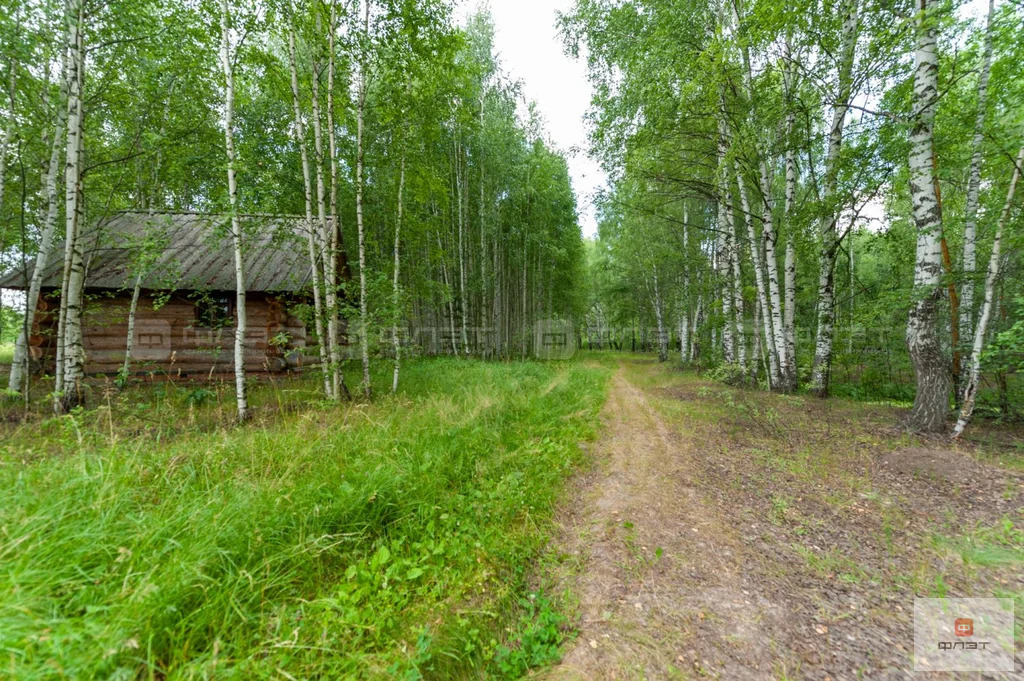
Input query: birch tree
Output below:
<box><xmin>55</xmin><ymin>0</ymin><xmax>86</xmax><ymax>414</ymax></box>
<box><xmin>953</xmin><ymin>146</ymin><xmax>1023</xmax><ymax>438</ymax></box>
<box><xmin>958</xmin><ymin>0</ymin><xmax>995</xmax><ymax>388</ymax></box>
<box><xmin>905</xmin><ymin>0</ymin><xmax>951</xmax><ymax>433</ymax></box>
<box><xmin>219</xmin><ymin>0</ymin><xmax>249</xmax><ymax>423</ymax></box>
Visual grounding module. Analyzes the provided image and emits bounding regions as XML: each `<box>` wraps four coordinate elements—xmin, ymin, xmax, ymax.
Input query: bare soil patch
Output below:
<box><xmin>544</xmin><ymin>360</ymin><xmax>1023</xmax><ymax>680</ymax></box>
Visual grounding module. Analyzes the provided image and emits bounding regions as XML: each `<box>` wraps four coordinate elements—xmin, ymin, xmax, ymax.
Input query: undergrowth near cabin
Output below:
<box><xmin>0</xmin><ymin>359</ymin><xmax>609</xmax><ymax>679</ymax></box>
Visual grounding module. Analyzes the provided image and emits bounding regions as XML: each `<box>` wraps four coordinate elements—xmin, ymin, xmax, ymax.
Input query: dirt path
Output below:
<box><xmin>543</xmin><ymin>359</ymin><xmax>1023</xmax><ymax>680</ymax></box>
<box><xmin>545</xmin><ymin>362</ymin><xmax>785</xmax><ymax>679</ymax></box>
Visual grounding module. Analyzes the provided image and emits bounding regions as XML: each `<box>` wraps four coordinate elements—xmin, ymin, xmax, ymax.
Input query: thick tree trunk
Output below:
<box><xmin>953</xmin><ymin>146</ymin><xmax>1022</xmax><ymax>438</ymax></box>
<box><xmin>906</xmin><ymin>0</ymin><xmax>951</xmax><ymax>433</ymax></box>
<box><xmin>810</xmin><ymin>0</ymin><xmax>858</xmax><ymax>397</ymax></box>
<box><xmin>958</xmin><ymin>0</ymin><xmax>995</xmax><ymax>389</ymax></box>
<box><xmin>221</xmin><ymin>0</ymin><xmax>249</xmax><ymax>422</ymax></box>
<box><xmin>760</xmin><ymin>160</ymin><xmax>788</xmax><ymax>389</ymax></box>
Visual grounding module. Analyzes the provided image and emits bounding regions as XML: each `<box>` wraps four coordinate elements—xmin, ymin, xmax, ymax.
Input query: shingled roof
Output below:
<box><xmin>0</xmin><ymin>211</ymin><xmax>320</xmax><ymax>293</ymax></box>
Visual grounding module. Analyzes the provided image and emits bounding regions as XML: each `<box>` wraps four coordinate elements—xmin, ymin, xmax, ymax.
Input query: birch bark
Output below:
<box><xmin>953</xmin><ymin>147</ymin><xmax>1023</xmax><ymax>438</ymax></box>
<box><xmin>810</xmin><ymin>0</ymin><xmax>858</xmax><ymax>397</ymax></box>
<box><xmin>220</xmin><ymin>0</ymin><xmax>249</xmax><ymax>422</ymax></box>
<box><xmin>958</xmin><ymin>0</ymin><xmax>995</xmax><ymax>386</ymax></box>
<box><xmin>9</xmin><ymin>52</ymin><xmax>66</xmax><ymax>394</ymax></box>
<box><xmin>355</xmin><ymin>0</ymin><xmax>371</xmax><ymax>396</ymax></box>
<box><xmin>57</xmin><ymin>0</ymin><xmax>86</xmax><ymax>413</ymax></box>
<box><xmin>906</xmin><ymin>0</ymin><xmax>951</xmax><ymax>433</ymax></box>
<box><xmin>326</xmin><ymin>3</ymin><xmax>348</xmax><ymax>400</ymax></box>
<box><xmin>288</xmin><ymin>26</ymin><xmax>332</xmax><ymax>399</ymax></box>
<box><xmin>736</xmin><ymin>161</ymin><xmax>779</xmax><ymax>386</ymax></box>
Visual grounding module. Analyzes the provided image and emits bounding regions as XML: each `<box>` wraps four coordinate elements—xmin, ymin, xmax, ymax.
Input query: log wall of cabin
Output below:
<box><xmin>29</xmin><ymin>291</ymin><xmax>313</xmax><ymax>376</ymax></box>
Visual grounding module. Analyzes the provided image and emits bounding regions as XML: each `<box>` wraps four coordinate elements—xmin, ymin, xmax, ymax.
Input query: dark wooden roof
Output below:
<box><xmin>0</xmin><ymin>211</ymin><xmax>321</xmax><ymax>293</ymax></box>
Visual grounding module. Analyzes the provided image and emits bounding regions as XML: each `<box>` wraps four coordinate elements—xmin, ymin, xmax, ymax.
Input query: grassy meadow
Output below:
<box><xmin>0</xmin><ymin>359</ymin><xmax>610</xmax><ymax>679</ymax></box>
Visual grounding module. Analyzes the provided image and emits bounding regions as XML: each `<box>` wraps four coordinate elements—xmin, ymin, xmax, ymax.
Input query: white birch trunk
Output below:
<box><xmin>680</xmin><ymin>204</ymin><xmax>690</xmax><ymax>362</ymax></box>
<box><xmin>220</xmin><ymin>0</ymin><xmax>249</xmax><ymax>422</ymax></box>
<box><xmin>57</xmin><ymin>0</ymin><xmax>86</xmax><ymax>413</ymax></box>
<box><xmin>651</xmin><ymin>265</ymin><xmax>667</xmax><ymax>362</ymax></box>
<box><xmin>782</xmin><ymin>40</ymin><xmax>799</xmax><ymax>390</ymax></box>
<box><xmin>716</xmin><ymin>116</ymin><xmax>735</xmax><ymax>363</ymax></box>
<box><xmin>906</xmin><ymin>0</ymin><xmax>951</xmax><ymax>433</ymax></box>
<box><xmin>958</xmin><ymin>0</ymin><xmax>995</xmax><ymax>384</ymax></box>
<box><xmin>736</xmin><ymin>161</ymin><xmax>779</xmax><ymax>386</ymax></box>
<box><xmin>392</xmin><ymin>132</ymin><xmax>406</xmax><ymax>393</ymax></box>
<box><xmin>355</xmin><ymin>0</ymin><xmax>371</xmax><ymax>396</ymax></box>
<box><xmin>287</xmin><ymin>26</ymin><xmax>332</xmax><ymax>399</ymax></box>
<box><xmin>810</xmin><ymin>0</ymin><xmax>858</xmax><ymax>396</ymax></box>
<box><xmin>120</xmin><ymin>272</ymin><xmax>143</xmax><ymax>381</ymax></box>
<box><xmin>760</xmin><ymin>159</ymin><xmax>788</xmax><ymax>389</ymax></box>
<box><xmin>9</xmin><ymin>52</ymin><xmax>67</xmax><ymax>394</ymax></box>
<box><xmin>456</xmin><ymin>139</ymin><xmax>469</xmax><ymax>355</ymax></box>
<box><xmin>326</xmin><ymin>4</ymin><xmax>348</xmax><ymax>400</ymax></box>
<box><xmin>953</xmin><ymin>146</ymin><xmax>1022</xmax><ymax>438</ymax></box>
<box><xmin>309</xmin><ymin>13</ymin><xmax>340</xmax><ymax>398</ymax></box>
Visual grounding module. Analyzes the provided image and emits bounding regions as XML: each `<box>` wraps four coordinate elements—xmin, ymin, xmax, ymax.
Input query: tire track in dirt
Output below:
<box><xmin>544</xmin><ymin>361</ymin><xmax>787</xmax><ymax>680</ymax></box>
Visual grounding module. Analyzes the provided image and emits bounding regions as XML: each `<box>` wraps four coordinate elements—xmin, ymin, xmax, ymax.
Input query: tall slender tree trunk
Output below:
<box><xmin>0</xmin><ymin>59</ymin><xmax>14</xmax><ymax>226</ymax></box>
<box><xmin>10</xmin><ymin>52</ymin><xmax>66</xmax><ymax>394</ymax></box>
<box><xmin>355</xmin><ymin>0</ymin><xmax>371</xmax><ymax>397</ymax></box>
<box><xmin>650</xmin><ymin>265</ymin><xmax>667</xmax><ymax>362</ymax></box>
<box><xmin>760</xmin><ymin>159</ymin><xmax>788</xmax><ymax>389</ymax></box>
<box><xmin>220</xmin><ymin>0</ymin><xmax>249</xmax><ymax>422</ymax></box>
<box><xmin>953</xmin><ymin>146</ymin><xmax>1023</xmax><ymax>438</ymax></box>
<box><xmin>716</xmin><ymin>117</ymin><xmax>735</xmax><ymax>363</ymax></box>
<box><xmin>392</xmin><ymin>127</ymin><xmax>406</xmax><ymax>393</ymax></box>
<box><xmin>310</xmin><ymin>12</ymin><xmax>342</xmax><ymax>398</ymax></box>
<box><xmin>736</xmin><ymin>162</ymin><xmax>779</xmax><ymax>386</ymax></box>
<box><xmin>57</xmin><ymin>0</ymin><xmax>86</xmax><ymax>414</ymax></box>
<box><xmin>906</xmin><ymin>0</ymin><xmax>951</xmax><ymax>433</ymax></box>
<box><xmin>811</xmin><ymin>0</ymin><xmax>858</xmax><ymax>397</ymax></box>
<box><xmin>288</xmin><ymin>27</ymin><xmax>333</xmax><ymax>399</ymax></box>
<box><xmin>782</xmin><ymin>39</ymin><xmax>799</xmax><ymax>390</ymax></box>
<box><xmin>729</xmin><ymin>198</ymin><xmax>747</xmax><ymax>371</ymax></box>
<box><xmin>680</xmin><ymin>204</ymin><xmax>690</xmax><ymax>362</ymax></box>
<box><xmin>326</xmin><ymin>3</ymin><xmax>348</xmax><ymax>400</ymax></box>
<box><xmin>958</xmin><ymin>0</ymin><xmax>995</xmax><ymax>389</ymax></box>
<box><xmin>455</xmin><ymin>139</ymin><xmax>469</xmax><ymax>355</ymax></box>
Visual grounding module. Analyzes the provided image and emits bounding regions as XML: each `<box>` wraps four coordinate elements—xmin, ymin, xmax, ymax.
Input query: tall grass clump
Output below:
<box><xmin>0</xmin><ymin>358</ymin><xmax>609</xmax><ymax>679</ymax></box>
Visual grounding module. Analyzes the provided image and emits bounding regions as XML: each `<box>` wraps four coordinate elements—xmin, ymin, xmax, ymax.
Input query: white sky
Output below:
<box><xmin>457</xmin><ymin>0</ymin><xmax>605</xmax><ymax>238</ymax></box>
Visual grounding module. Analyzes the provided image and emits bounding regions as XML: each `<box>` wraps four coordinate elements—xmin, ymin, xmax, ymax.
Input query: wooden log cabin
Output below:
<box><xmin>0</xmin><ymin>211</ymin><xmax>348</xmax><ymax>377</ymax></box>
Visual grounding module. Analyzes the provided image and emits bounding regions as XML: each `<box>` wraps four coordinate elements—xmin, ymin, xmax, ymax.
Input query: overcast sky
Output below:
<box><xmin>457</xmin><ymin>0</ymin><xmax>605</xmax><ymax>238</ymax></box>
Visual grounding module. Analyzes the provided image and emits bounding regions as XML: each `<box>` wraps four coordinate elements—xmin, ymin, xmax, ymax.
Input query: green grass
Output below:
<box><xmin>0</xmin><ymin>342</ymin><xmax>13</xmax><ymax>365</ymax></box>
<box><xmin>0</xmin><ymin>358</ymin><xmax>610</xmax><ymax>679</ymax></box>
